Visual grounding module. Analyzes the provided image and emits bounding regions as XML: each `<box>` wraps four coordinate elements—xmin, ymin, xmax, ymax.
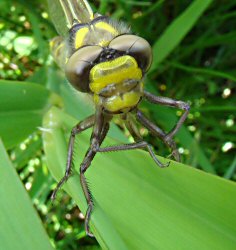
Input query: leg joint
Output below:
<box><xmin>136</xmin><ymin>109</ymin><xmax>142</xmax><ymax>119</ymax></box>
<box><xmin>177</xmin><ymin>101</ymin><xmax>190</xmax><ymax>111</ymax></box>
<box><xmin>90</xmin><ymin>138</ymin><xmax>100</xmax><ymax>152</ymax></box>
<box><xmin>80</xmin><ymin>164</ymin><xmax>86</xmax><ymax>174</ymax></box>
<box><xmin>71</xmin><ymin>126</ymin><xmax>79</xmax><ymax>136</ymax></box>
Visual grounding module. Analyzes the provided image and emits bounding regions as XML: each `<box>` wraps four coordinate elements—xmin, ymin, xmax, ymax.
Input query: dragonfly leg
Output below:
<box><xmin>136</xmin><ymin>109</ymin><xmax>180</xmax><ymax>161</ymax></box>
<box><xmin>144</xmin><ymin>91</ymin><xmax>190</xmax><ymax>139</ymax></box>
<box><xmin>124</xmin><ymin>117</ymin><xmax>169</xmax><ymax>167</ymax></box>
<box><xmin>51</xmin><ymin>115</ymin><xmax>95</xmax><ymax>201</ymax></box>
<box><xmin>124</xmin><ymin>116</ymin><xmax>142</xmax><ymax>141</ymax></box>
<box><xmin>139</xmin><ymin>91</ymin><xmax>190</xmax><ymax>161</ymax></box>
<box><xmin>80</xmin><ymin>148</ymin><xmax>97</xmax><ymax>237</ymax></box>
<box><xmin>81</xmin><ymin>108</ymin><xmax>110</xmax><ymax>237</ymax></box>
<box><xmin>96</xmin><ymin>140</ymin><xmax>169</xmax><ymax>168</ymax></box>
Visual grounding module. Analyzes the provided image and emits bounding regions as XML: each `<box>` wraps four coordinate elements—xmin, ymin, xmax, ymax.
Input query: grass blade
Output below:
<box><xmin>0</xmin><ymin>139</ymin><xmax>53</xmax><ymax>250</ymax></box>
<box><xmin>150</xmin><ymin>0</ymin><xmax>213</xmax><ymax>71</ymax></box>
<box><xmin>224</xmin><ymin>156</ymin><xmax>236</xmax><ymax>179</ymax></box>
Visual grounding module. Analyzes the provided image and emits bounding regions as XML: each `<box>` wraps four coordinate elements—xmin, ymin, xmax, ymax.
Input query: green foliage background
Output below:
<box><xmin>0</xmin><ymin>0</ymin><xmax>236</xmax><ymax>249</ymax></box>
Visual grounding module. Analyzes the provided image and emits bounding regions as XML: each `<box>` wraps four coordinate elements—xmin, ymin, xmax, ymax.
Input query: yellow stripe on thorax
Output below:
<box><xmin>94</xmin><ymin>21</ymin><xmax>119</xmax><ymax>36</ymax></box>
<box><xmin>74</xmin><ymin>26</ymin><xmax>90</xmax><ymax>49</ymax></box>
<box><xmin>90</xmin><ymin>55</ymin><xmax>142</xmax><ymax>93</ymax></box>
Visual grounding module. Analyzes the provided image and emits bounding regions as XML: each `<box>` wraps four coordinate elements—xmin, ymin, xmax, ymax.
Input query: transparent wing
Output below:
<box><xmin>47</xmin><ymin>0</ymin><xmax>94</xmax><ymax>37</ymax></box>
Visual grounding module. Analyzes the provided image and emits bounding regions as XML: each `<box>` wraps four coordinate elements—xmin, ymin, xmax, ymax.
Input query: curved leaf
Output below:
<box><xmin>43</xmin><ymin>107</ymin><xmax>236</xmax><ymax>249</ymax></box>
<box><xmin>0</xmin><ymin>139</ymin><xmax>53</xmax><ymax>250</ymax></box>
<box><xmin>0</xmin><ymin>80</ymin><xmax>61</xmax><ymax>149</ymax></box>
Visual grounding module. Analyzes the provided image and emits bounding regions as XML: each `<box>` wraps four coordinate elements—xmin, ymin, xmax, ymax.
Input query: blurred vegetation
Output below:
<box><xmin>0</xmin><ymin>0</ymin><xmax>236</xmax><ymax>249</ymax></box>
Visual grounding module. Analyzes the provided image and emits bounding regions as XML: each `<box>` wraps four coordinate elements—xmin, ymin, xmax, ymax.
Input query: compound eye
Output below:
<box><xmin>109</xmin><ymin>34</ymin><xmax>152</xmax><ymax>72</ymax></box>
<box><xmin>65</xmin><ymin>45</ymin><xmax>102</xmax><ymax>92</ymax></box>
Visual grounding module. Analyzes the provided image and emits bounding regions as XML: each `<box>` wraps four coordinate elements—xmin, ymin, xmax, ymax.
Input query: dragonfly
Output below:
<box><xmin>48</xmin><ymin>0</ymin><xmax>190</xmax><ymax>237</ymax></box>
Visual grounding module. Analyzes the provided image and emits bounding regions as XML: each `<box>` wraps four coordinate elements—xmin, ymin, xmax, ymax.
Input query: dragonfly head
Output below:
<box><xmin>65</xmin><ymin>34</ymin><xmax>152</xmax><ymax>113</ymax></box>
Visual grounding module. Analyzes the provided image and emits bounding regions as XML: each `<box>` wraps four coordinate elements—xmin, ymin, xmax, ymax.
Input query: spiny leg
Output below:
<box><xmin>96</xmin><ymin>140</ymin><xmax>169</xmax><ymax>168</ymax></box>
<box><xmin>125</xmin><ymin>116</ymin><xmax>169</xmax><ymax>167</ymax></box>
<box><xmin>80</xmin><ymin>108</ymin><xmax>110</xmax><ymax>237</ymax></box>
<box><xmin>51</xmin><ymin>115</ymin><xmax>95</xmax><ymax>201</ymax></box>
<box><xmin>82</xmin><ymin>124</ymin><xmax>110</xmax><ymax>237</ymax></box>
<box><xmin>136</xmin><ymin>109</ymin><xmax>180</xmax><ymax>161</ymax></box>
<box><xmin>141</xmin><ymin>91</ymin><xmax>190</xmax><ymax>161</ymax></box>
<box><xmin>144</xmin><ymin>91</ymin><xmax>190</xmax><ymax>139</ymax></box>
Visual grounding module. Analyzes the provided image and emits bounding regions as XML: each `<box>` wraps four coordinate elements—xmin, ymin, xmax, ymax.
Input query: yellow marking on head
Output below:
<box><xmin>94</xmin><ymin>21</ymin><xmax>119</xmax><ymax>36</ymax></box>
<box><xmin>74</xmin><ymin>26</ymin><xmax>89</xmax><ymax>49</ymax></box>
<box><xmin>89</xmin><ymin>56</ymin><xmax>142</xmax><ymax>93</ymax></box>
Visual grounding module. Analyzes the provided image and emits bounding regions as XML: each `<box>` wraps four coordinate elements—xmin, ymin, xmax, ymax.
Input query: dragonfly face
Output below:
<box><xmin>48</xmin><ymin>0</ymin><xmax>189</xmax><ymax>238</ymax></box>
<box><xmin>65</xmin><ymin>16</ymin><xmax>152</xmax><ymax>114</ymax></box>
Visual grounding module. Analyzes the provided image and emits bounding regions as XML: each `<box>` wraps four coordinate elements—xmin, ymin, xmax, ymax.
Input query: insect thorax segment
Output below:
<box><xmin>68</xmin><ymin>16</ymin><xmax>130</xmax><ymax>55</ymax></box>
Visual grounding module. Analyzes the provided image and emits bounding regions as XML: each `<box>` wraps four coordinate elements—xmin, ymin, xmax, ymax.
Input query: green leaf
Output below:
<box><xmin>0</xmin><ymin>139</ymin><xmax>53</xmax><ymax>250</ymax></box>
<box><xmin>150</xmin><ymin>0</ymin><xmax>213</xmax><ymax>71</ymax></box>
<box><xmin>0</xmin><ymin>80</ymin><xmax>61</xmax><ymax>149</ymax></box>
<box><xmin>43</xmin><ymin>107</ymin><xmax>236</xmax><ymax>249</ymax></box>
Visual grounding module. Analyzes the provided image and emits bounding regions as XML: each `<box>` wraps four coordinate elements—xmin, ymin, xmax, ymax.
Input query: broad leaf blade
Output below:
<box><xmin>43</xmin><ymin>107</ymin><xmax>236</xmax><ymax>249</ymax></box>
<box><xmin>0</xmin><ymin>80</ymin><xmax>61</xmax><ymax>149</ymax></box>
<box><xmin>0</xmin><ymin>139</ymin><xmax>53</xmax><ymax>250</ymax></box>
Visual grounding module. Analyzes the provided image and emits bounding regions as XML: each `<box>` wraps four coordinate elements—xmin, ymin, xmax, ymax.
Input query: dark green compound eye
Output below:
<box><xmin>108</xmin><ymin>34</ymin><xmax>152</xmax><ymax>73</ymax></box>
<box><xmin>65</xmin><ymin>45</ymin><xmax>103</xmax><ymax>92</ymax></box>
